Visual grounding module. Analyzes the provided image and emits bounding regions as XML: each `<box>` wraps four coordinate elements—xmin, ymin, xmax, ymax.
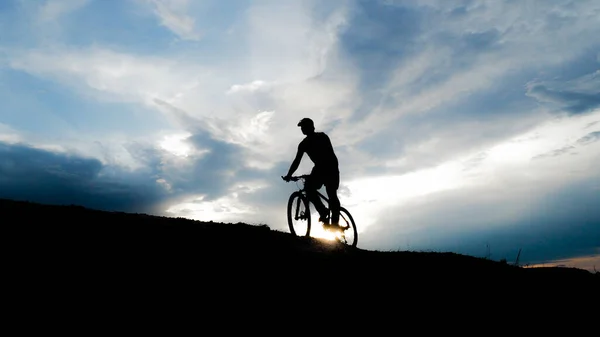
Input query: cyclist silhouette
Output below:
<box><xmin>283</xmin><ymin>118</ymin><xmax>341</xmax><ymax>230</ymax></box>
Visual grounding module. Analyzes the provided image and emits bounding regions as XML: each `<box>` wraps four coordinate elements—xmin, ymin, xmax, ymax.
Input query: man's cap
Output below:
<box><xmin>297</xmin><ymin>118</ymin><xmax>314</xmax><ymax>128</ymax></box>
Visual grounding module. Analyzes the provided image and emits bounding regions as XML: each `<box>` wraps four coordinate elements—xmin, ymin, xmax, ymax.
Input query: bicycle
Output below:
<box><xmin>282</xmin><ymin>175</ymin><xmax>358</xmax><ymax>247</ymax></box>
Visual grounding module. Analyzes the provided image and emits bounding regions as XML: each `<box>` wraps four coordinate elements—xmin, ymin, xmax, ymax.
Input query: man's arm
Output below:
<box><xmin>283</xmin><ymin>145</ymin><xmax>303</xmax><ymax>180</ymax></box>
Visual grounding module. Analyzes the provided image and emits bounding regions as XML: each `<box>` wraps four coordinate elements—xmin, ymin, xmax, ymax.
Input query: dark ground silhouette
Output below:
<box><xmin>4</xmin><ymin>197</ymin><xmax>597</xmax><ymax>318</ymax></box>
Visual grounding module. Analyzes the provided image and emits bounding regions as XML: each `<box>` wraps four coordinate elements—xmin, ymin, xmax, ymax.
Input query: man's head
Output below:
<box><xmin>297</xmin><ymin>118</ymin><xmax>315</xmax><ymax>135</ymax></box>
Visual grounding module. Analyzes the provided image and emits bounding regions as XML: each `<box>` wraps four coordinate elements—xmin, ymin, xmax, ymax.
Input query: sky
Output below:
<box><xmin>1</xmin><ymin>0</ymin><xmax>599</xmax><ymax>272</ymax></box>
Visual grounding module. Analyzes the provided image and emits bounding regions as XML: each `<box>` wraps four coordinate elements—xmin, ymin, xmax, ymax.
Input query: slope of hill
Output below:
<box><xmin>4</xmin><ymin>197</ymin><xmax>597</xmax><ymax>308</ymax></box>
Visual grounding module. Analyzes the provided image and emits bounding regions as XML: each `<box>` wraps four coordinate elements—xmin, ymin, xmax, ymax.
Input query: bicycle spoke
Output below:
<box><xmin>338</xmin><ymin>207</ymin><xmax>357</xmax><ymax>247</ymax></box>
<box><xmin>287</xmin><ymin>191</ymin><xmax>311</xmax><ymax>237</ymax></box>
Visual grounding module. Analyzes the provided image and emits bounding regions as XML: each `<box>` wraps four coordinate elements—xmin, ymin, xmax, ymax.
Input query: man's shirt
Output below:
<box><xmin>299</xmin><ymin>132</ymin><xmax>339</xmax><ymax>171</ymax></box>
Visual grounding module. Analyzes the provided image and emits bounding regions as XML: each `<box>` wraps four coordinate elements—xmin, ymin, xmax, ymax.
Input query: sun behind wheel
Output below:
<box><xmin>287</xmin><ymin>191</ymin><xmax>311</xmax><ymax>237</ymax></box>
<box><xmin>337</xmin><ymin>207</ymin><xmax>358</xmax><ymax>247</ymax></box>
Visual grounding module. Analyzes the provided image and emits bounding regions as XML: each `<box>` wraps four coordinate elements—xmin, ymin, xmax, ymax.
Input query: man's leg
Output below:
<box><xmin>305</xmin><ymin>176</ymin><xmax>329</xmax><ymax>221</ymax></box>
<box><xmin>325</xmin><ymin>171</ymin><xmax>341</xmax><ymax>224</ymax></box>
<box><xmin>326</xmin><ymin>185</ymin><xmax>340</xmax><ymax>224</ymax></box>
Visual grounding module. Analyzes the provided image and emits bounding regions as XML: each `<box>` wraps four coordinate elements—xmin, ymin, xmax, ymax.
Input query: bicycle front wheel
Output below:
<box><xmin>338</xmin><ymin>207</ymin><xmax>358</xmax><ymax>247</ymax></box>
<box><xmin>287</xmin><ymin>191</ymin><xmax>311</xmax><ymax>237</ymax></box>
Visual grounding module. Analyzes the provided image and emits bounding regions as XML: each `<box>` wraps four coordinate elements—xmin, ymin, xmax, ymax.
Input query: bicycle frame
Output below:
<box><xmin>284</xmin><ymin>174</ymin><xmax>358</xmax><ymax>247</ymax></box>
<box><xmin>290</xmin><ymin>175</ymin><xmax>330</xmax><ymax>210</ymax></box>
<box><xmin>300</xmin><ymin>184</ymin><xmax>330</xmax><ymax>206</ymax></box>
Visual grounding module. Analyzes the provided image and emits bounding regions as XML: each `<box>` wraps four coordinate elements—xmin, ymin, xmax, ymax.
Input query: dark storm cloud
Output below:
<box><xmin>179</xmin><ymin>132</ymin><xmax>278</xmax><ymax>202</ymax></box>
<box><xmin>0</xmin><ymin>141</ymin><xmax>167</xmax><ymax>214</ymax></box>
<box><xmin>236</xmin><ymin>161</ymin><xmax>296</xmax><ymax>206</ymax></box>
<box><xmin>526</xmin><ymin>47</ymin><xmax>600</xmax><ymax>115</ymax></box>
<box><xmin>180</xmin><ymin>132</ymin><xmax>247</xmax><ymax>201</ymax></box>
<box><xmin>454</xmin><ymin>182</ymin><xmax>600</xmax><ymax>263</ymax></box>
<box><xmin>0</xmin><ymin>136</ymin><xmax>267</xmax><ymax>216</ymax></box>
<box><xmin>359</xmin><ymin>179</ymin><xmax>600</xmax><ymax>265</ymax></box>
<box><xmin>526</xmin><ymin>83</ymin><xmax>600</xmax><ymax>115</ymax></box>
<box><xmin>152</xmin><ymin>98</ymin><xmax>267</xmax><ymax>202</ymax></box>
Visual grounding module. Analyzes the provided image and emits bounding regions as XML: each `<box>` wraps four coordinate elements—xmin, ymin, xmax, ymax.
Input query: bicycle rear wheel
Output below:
<box><xmin>287</xmin><ymin>191</ymin><xmax>311</xmax><ymax>237</ymax></box>
<box><xmin>338</xmin><ymin>207</ymin><xmax>358</xmax><ymax>247</ymax></box>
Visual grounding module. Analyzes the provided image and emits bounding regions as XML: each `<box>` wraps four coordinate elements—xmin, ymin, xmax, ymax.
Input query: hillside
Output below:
<box><xmin>4</xmin><ymin>198</ymin><xmax>597</xmax><ymax>307</ymax></box>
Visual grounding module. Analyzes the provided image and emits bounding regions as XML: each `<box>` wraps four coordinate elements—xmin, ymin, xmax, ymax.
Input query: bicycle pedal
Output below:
<box><xmin>323</xmin><ymin>224</ymin><xmax>343</xmax><ymax>232</ymax></box>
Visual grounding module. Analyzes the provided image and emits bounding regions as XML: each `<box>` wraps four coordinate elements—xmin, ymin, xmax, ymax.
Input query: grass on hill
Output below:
<box><xmin>3</xmin><ymin>197</ymin><xmax>597</xmax><ymax>293</ymax></box>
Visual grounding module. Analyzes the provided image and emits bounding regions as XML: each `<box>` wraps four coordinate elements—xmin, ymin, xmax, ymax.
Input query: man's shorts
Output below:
<box><xmin>307</xmin><ymin>166</ymin><xmax>339</xmax><ymax>190</ymax></box>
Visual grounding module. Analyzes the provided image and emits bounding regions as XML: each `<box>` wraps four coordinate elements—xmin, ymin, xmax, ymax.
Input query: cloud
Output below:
<box><xmin>349</xmin><ymin>109</ymin><xmax>600</xmax><ymax>260</ymax></box>
<box><xmin>357</xmin><ymin>163</ymin><xmax>600</xmax><ymax>264</ymax></box>
<box><xmin>526</xmin><ymin>72</ymin><xmax>600</xmax><ymax>115</ymax></box>
<box><xmin>0</xmin><ymin>141</ymin><xmax>167</xmax><ymax>214</ymax></box>
<box><xmin>37</xmin><ymin>0</ymin><xmax>91</xmax><ymax>22</ymax></box>
<box><xmin>532</xmin><ymin>130</ymin><xmax>600</xmax><ymax>159</ymax></box>
<box><xmin>226</xmin><ymin>80</ymin><xmax>272</xmax><ymax>95</ymax></box>
<box><xmin>0</xmin><ymin>130</ymin><xmax>269</xmax><ymax>218</ymax></box>
<box><xmin>532</xmin><ymin>146</ymin><xmax>576</xmax><ymax>160</ymax></box>
<box><xmin>577</xmin><ymin>131</ymin><xmax>600</xmax><ymax>145</ymax></box>
<box><xmin>7</xmin><ymin>46</ymin><xmax>212</xmax><ymax>116</ymax></box>
<box><xmin>144</xmin><ymin>0</ymin><xmax>202</xmax><ymax>41</ymax></box>
<box><xmin>5</xmin><ymin>0</ymin><xmax>356</xmax><ymax>162</ymax></box>
<box><xmin>318</xmin><ymin>0</ymin><xmax>600</xmax><ymax>187</ymax></box>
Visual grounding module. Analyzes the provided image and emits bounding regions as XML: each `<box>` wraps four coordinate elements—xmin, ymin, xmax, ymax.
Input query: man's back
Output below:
<box><xmin>299</xmin><ymin>132</ymin><xmax>338</xmax><ymax>170</ymax></box>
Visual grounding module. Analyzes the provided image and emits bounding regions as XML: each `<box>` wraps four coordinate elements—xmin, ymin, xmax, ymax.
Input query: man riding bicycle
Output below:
<box><xmin>283</xmin><ymin>118</ymin><xmax>341</xmax><ymax>231</ymax></box>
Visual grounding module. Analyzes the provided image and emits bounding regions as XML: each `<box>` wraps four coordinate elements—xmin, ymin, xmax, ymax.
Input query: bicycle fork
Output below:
<box><xmin>295</xmin><ymin>196</ymin><xmax>308</xmax><ymax>220</ymax></box>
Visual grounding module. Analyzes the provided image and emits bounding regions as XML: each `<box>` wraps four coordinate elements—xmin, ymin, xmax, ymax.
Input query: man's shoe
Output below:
<box><xmin>322</xmin><ymin>222</ymin><xmax>342</xmax><ymax>232</ymax></box>
<box><xmin>319</xmin><ymin>215</ymin><xmax>330</xmax><ymax>224</ymax></box>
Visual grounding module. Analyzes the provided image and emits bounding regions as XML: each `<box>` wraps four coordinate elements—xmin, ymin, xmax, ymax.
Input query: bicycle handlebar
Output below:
<box><xmin>281</xmin><ymin>175</ymin><xmax>310</xmax><ymax>182</ymax></box>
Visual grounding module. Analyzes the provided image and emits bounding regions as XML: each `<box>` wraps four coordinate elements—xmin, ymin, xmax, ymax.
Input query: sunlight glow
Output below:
<box><xmin>165</xmin><ymin>182</ymin><xmax>268</xmax><ymax>223</ymax></box>
<box><xmin>342</xmin><ymin>109</ymin><xmax>600</xmax><ymax>233</ymax></box>
<box><xmin>226</xmin><ymin>110</ymin><xmax>275</xmax><ymax>146</ymax></box>
<box><xmin>159</xmin><ymin>132</ymin><xmax>192</xmax><ymax>157</ymax></box>
<box><xmin>342</xmin><ymin>161</ymin><xmax>468</xmax><ymax>231</ymax></box>
<box><xmin>165</xmin><ymin>195</ymin><xmax>255</xmax><ymax>223</ymax></box>
<box><xmin>309</xmin><ymin>219</ymin><xmax>339</xmax><ymax>242</ymax></box>
<box><xmin>525</xmin><ymin>253</ymin><xmax>600</xmax><ymax>273</ymax></box>
<box><xmin>302</xmin><ymin>211</ymin><xmax>354</xmax><ymax>242</ymax></box>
